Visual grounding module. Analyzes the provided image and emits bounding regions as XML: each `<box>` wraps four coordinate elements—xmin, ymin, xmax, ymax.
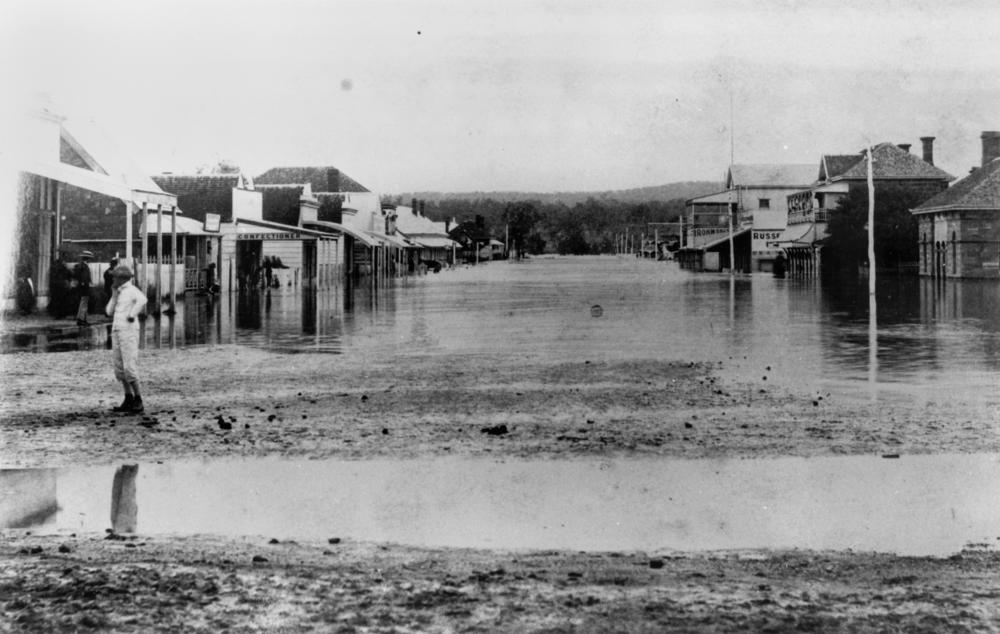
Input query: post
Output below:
<box><xmin>125</xmin><ymin>200</ymin><xmax>133</xmax><ymax>260</ymax></box>
<box><xmin>866</xmin><ymin>146</ymin><xmax>878</xmax><ymax>391</ymax></box>
<box><xmin>54</xmin><ymin>181</ymin><xmax>62</xmax><ymax>251</ymax></box>
<box><xmin>867</xmin><ymin>146</ymin><xmax>876</xmax><ymax>296</ymax></box>
<box><xmin>156</xmin><ymin>204</ymin><xmax>163</xmax><ymax>313</ymax></box>
<box><xmin>181</xmin><ymin>231</ymin><xmax>187</xmax><ymax>283</ymax></box>
<box><xmin>140</xmin><ymin>202</ymin><xmax>148</xmax><ymax>293</ymax></box>
<box><xmin>728</xmin><ymin>204</ymin><xmax>735</xmax><ymax>276</ymax></box>
<box><xmin>170</xmin><ymin>205</ymin><xmax>177</xmax><ymax>312</ymax></box>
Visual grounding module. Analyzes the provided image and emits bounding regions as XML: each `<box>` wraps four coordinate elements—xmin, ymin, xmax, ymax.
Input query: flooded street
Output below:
<box><xmin>10</xmin><ymin>256</ymin><xmax>1000</xmax><ymax>402</ymax></box>
<box><xmin>5</xmin><ymin>257</ymin><xmax>1000</xmax><ymax>632</ymax></box>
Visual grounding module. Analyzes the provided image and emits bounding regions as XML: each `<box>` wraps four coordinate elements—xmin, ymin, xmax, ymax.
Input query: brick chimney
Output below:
<box><xmin>419</xmin><ymin>200</ymin><xmax>426</xmax><ymax>217</ymax></box>
<box><xmin>897</xmin><ymin>143</ymin><xmax>911</xmax><ymax>153</ymax></box>
<box><xmin>981</xmin><ymin>131</ymin><xmax>1000</xmax><ymax>167</ymax></box>
<box><xmin>920</xmin><ymin>136</ymin><xmax>935</xmax><ymax>165</ymax></box>
<box><xmin>411</xmin><ymin>197</ymin><xmax>417</xmax><ymax>214</ymax></box>
<box><xmin>326</xmin><ymin>168</ymin><xmax>340</xmax><ymax>192</ymax></box>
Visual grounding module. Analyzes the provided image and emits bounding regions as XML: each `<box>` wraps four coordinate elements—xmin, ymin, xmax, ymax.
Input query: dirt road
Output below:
<box><xmin>2</xmin><ymin>345</ymin><xmax>1000</xmax><ymax>631</ymax></box>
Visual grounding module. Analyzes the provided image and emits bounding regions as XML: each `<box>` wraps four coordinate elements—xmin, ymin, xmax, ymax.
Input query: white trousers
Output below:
<box><xmin>112</xmin><ymin>328</ymin><xmax>140</xmax><ymax>383</ymax></box>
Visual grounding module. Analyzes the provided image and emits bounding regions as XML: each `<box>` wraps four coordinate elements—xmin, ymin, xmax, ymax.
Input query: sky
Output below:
<box><xmin>2</xmin><ymin>0</ymin><xmax>1000</xmax><ymax>196</ymax></box>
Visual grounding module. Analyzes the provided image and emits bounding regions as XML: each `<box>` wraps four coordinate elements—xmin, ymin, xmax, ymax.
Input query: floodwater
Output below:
<box><xmin>7</xmin><ymin>255</ymin><xmax>999</xmax><ymax>401</ymax></box>
<box><xmin>5</xmin><ymin>258</ymin><xmax>1000</xmax><ymax>557</ymax></box>
<box><xmin>2</xmin><ymin>454</ymin><xmax>999</xmax><ymax>556</ymax></box>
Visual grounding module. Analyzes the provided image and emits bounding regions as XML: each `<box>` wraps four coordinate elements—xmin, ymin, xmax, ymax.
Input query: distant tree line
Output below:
<box><xmin>386</xmin><ymin>196</ymin><xmax>687</xmax><ymax>255</ymax></box>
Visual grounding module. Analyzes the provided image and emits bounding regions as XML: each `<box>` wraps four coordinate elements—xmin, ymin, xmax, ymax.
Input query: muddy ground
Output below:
<box><xmin>2</xmin><ymin>345</ymin><xmax>1000</xmax><ymax>631</ymax></box>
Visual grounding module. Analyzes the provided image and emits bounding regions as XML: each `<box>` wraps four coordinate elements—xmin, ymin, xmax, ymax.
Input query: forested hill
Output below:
<box><xmin>384</xmin><ymin>180</ymin><xmax>723</xmax><ymax>255</ymax></box>
<box><xmin>390</xmin><ymin>181</ymin><xmax>721</xmax><ymax>206</ymax></box>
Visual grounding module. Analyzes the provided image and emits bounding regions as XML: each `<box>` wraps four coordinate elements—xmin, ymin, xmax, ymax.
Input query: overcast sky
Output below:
<box><xmin>3</xmin><ymin>0</ymin><xmax>1000</xmax><ymax>194</ymax></box>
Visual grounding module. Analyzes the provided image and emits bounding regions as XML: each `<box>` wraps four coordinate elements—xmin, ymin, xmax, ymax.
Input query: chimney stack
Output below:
<box><xmin>411</xmin><ymin>197</ymin><xmax>417</xmax><ymax>214</ymax></box>
<box><xmin>897</xmin><ymin>143</ymin><xmax>911</xmax><ymax>153</ymax></box>
<box><xmin>326</xmin><ymin>168</ymin><xmax>340</xmax><ymax>192</ymax></box>
<box><xmin>419</xmin><ymin>200</ymin><xmax>426</xmax><ymax>217</ymax></box>
<box><xmin>920</xmin><ymin>136</ymin><xmax>935</xmax><ymax>165</ymax></box>
<box><xmin>981</xmin><ymin>131</ymin><xmax>1000</xmax><ymax>167</ymax></box>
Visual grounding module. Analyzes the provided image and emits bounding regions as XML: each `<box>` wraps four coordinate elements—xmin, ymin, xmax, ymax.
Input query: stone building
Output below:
<box><xmin>911</xmin><ymin>132</ymin><xmax>1000</xmax><ymax>278</ymax></box>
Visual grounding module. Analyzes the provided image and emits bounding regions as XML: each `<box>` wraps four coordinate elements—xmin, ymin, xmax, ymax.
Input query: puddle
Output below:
<box><xmin>3</xmin><ymin>454</ymin><xmax>1000</xmax><ymax>556</ymax></box>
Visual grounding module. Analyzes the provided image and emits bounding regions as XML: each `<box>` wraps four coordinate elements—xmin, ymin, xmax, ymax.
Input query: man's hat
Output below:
<box><xmin>80</xmin><ymin>251</ymin><xmax>94</xmax><ymax>260</ymax></box>
<box><xmin>111</xmin><ymin>264</ymin><xmax>134</xmax><ymax>279</ymax></box>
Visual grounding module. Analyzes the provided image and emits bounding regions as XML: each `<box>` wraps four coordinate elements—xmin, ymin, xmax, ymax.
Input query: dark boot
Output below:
<box><xmin>112</xmin><ymin>394</ymin><xmax>134</xmax><ymax>412</ymax></box>
<box><xmin>128</xmin><ymin>396</ymin><xmax>144</xmax><ymax>414</ymax></box>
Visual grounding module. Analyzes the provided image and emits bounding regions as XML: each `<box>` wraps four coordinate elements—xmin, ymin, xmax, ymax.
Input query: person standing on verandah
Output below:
<box><xmin>73</xmin><ymin>251</ymin><xmax>94</xmax><ymax>326</ymax></box>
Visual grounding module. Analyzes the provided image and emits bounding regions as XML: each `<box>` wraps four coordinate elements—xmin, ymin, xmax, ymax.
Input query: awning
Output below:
<box><xmin>24</xmin><ymin>160</ymin><xmax>177</xmax><ymax>208</ymax></box>
<box><xmin>405</xmin><ymin>235</ymin><xmax>461</xmax><ymax>249</ymax></box>
<box><xmin>302</xmin><ymin>220</ymin><xmax>378</xmax><ymax>247</ymax></box>
<box><xmin>143</xmin><ymin>212</ymin><xmax>218</xmax><ymax>236</ymax></box>
<box><xmin>774</xmin><ymin>223</ymin><xmax>817</xmax><ymax>249</ymax></box>
<box><xmin>687</xmin><ymin>189</ymin><xmax>736</xmax><ymax>205</ymax></box>
<box><xmin>367</xmin><ymin>232</ymin><xmax>413</xmax><ymax>249</ymax></box>
<box><xmin>697</xmin><ymin>227</ymin><xmax>751</xmax><ymax>250</ymax></box>
<box><xmin>237</xmin><ymin>218</ymin><xmax>335</xmax><ymax>240</ymax></box>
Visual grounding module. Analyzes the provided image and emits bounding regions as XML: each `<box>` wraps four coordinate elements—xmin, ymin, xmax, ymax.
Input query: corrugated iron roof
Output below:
<box><xmin>727</xmin><ymin>164</ymin><xmax>816</xmax><ymax>188</ymax></box>
<box><xmin>255</xmin><ymin>166</ymin><xmax>370</xmax><ymax>193</ymax></box>
<box><xmin>151</xmin><ymin>174</ymin><xmax>243</xmax><ymax>218</ymax></box>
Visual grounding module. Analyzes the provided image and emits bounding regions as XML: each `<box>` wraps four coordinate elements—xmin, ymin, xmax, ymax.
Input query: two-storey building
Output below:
<box><xmin>679</xmin><ymin>164</ymin><xmax>814</xmax><ymax>273</ymax></box>
<box><xmin>780</xmin><ymin>139</ymin><xmax>953</xmax><ymax>276</ymax></box>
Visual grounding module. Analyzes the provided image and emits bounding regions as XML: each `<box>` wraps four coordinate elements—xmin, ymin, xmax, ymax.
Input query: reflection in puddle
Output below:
<box><xmin>3</xmin><ymin>454</ymin><xmax>999</xmax><ymax>556</ymax></box>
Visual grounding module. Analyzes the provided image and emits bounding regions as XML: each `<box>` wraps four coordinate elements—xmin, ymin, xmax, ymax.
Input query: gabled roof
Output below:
<box><xmin>827</xmin><ymin>143</ymin><xmax>953</xmax><ymax>182</ymax></box>
<box><xmin>256</xmin><ymin>184</ymin><xmax>315</xmax><ymax>225</ymax></box>
<box><xmin>23</xmin><ymin>106</ymin><xmax>175</xmax><ymax>207</ymax></box>
<box><xmin>56</xmin><ymin>113</ymin><xmax>166</xmax><ymax>195</ymax></box>
<box><xmin>726</xmin><ymin>164</ymin><xmax>816</xmax><ymax>189</ymax></box>
<box><xmin>394</xmin><ymin>205</ymin><xmax>450</xmax><ymax>235</ymax></box>
<box><xmin>912</xmin><ymin>158</ymin><xmax>1000</xmax><ymax>214</ymax></box>
<box><xmin>820</xmin><ymin>155</ymin><xmax>860</xmax><ymax>181</ymax></box>
<box><xmin>151</xmin><ymin>174</ymin><xmax>247</xmax><ymax>220</ymax></box>
<box><xmin>255</xmin><ymin>166</ymin><xmax>369</xmax><ymax>193</ymax></box>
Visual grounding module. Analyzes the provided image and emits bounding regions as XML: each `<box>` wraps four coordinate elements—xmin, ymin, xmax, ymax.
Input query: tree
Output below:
<box><xmin>825</xmin><ymin>184</ymin><xmax>926</xmax><ymax>273</ymax></box>
<box><xmin>500</xmin><ymin>201</ymin><xmax>541</xmax><ymax>258</ymax></box>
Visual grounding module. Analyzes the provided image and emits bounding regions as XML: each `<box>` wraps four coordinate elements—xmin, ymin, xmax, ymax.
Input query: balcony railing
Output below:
<box><xmin>787</xmin><ymin>209</ymin><xmax>831</xmax><ymax>225</ymax></box>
